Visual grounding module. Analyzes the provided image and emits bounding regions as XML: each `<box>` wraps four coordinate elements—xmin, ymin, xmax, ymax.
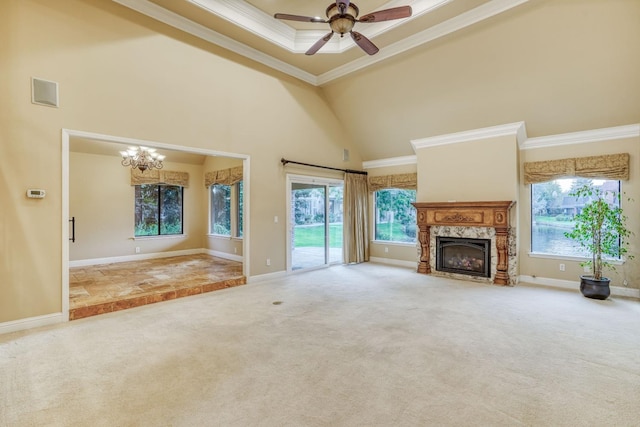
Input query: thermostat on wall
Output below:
<box><xmin>26</xmin><ymin>189</ymin><xmax>46</xmax><ymax>199</ymax></box>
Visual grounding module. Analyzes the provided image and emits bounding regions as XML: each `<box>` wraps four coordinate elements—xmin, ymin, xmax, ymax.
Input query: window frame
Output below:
<box><xmin>134</xmin><ymin>184</ymin><xmax>184</xmax><ymax>238</ymax></box>
<box><xmin>210</xmin><ymin>181</ymin><xmax>243</xmax><ymax>238</ymax></box>
<box><xmin>372</xmin><ymin>188</ymin><xmax>417</xmax><ymax>245</ymax></box>
<box><xmin>529</xmin><ymin>178</ymin><xmax>622</xmax><ymax>261</ymax></box>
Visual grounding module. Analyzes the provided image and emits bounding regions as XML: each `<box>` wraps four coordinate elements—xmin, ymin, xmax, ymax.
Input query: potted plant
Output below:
<box><xmin>564</xmin><ymin>183</ymin><xmax>633</xmax><ymax>300</ymax></box>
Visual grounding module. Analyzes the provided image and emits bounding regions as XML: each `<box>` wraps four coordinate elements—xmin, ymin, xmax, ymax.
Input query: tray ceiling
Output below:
<box><xmin>113</xmin><ymin>0</ymin><xmax>529</xmax><ymax>85</ymax></box>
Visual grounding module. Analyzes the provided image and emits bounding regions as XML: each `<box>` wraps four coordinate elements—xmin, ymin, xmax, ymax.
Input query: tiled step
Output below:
<box><xmin>69</xmin><ymin>276</ymin><xmax>246</xmax><ymax>320</ymax></box>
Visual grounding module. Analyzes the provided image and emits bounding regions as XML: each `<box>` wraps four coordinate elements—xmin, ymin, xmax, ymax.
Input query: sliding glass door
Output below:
<box><xmin>287</xmin><ymin>175</ymin><xmax>343</xmax><ymax>271</ymax></box>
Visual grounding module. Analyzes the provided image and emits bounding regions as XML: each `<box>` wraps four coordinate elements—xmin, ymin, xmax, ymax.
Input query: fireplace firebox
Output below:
<box><xmin>436</xmin><ymin>237</ymin><xmax>491</xmax><ymax>278</ymax></box>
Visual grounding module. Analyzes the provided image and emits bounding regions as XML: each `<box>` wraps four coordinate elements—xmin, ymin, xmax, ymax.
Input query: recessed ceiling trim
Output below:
<box><xmin>188</xmin><ymin>0</ymin><xmax>454</xmax><ymax>55</ymax></box>
<box><xmin>114</xmin><ymin>0</ymin><xmax>529</xmax><ymax>86</ymax></box>
<box><xmin>190</xmin><ymin>0</ymin><xmax>295</xmax><ymax>50</ymax></box>
<box><xmin>112</xmin><ymin>0</ymin><xmax>318</xmax><ymax>85</ymax></box>
<box><xmin>317</xmin><ymin>0</ymin><xmax>529</xmax><ymax>85</ymax></box>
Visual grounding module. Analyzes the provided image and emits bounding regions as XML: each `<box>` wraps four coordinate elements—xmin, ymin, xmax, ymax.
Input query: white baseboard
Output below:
<box><xmin>205</xmin><ymin>249</ymin><xmax>243</xmax><ymax>263</ymax></box>
<box><xmin>0</xmin><ymin>313</ymin><xmax>65</xmax><ymax>335</ymax></box>
<box><xmin>247</xmin><ymin>270</ymin><xmax>288</xmax><ymax>284</ymax></box>
<box><xmin>519</xmin><ymin>275</ymin><xmax>640</xmax><ymax>299</ymax></box>
<box><xmin>370</xmin><ymin>257</ymin><xmax>417</xmax><ymax>269</ymax></box>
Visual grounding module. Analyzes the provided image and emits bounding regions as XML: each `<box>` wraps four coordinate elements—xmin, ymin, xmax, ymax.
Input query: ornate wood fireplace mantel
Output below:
<box><xmin>412</xmin><ymin>201</ymin><xmax>515</xmax><ymax>285</ymax></box>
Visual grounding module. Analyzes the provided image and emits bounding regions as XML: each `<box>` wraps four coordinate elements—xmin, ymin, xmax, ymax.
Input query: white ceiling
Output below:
<box><xmin>113</xmin><ymin>0</ymin><xmax>529</xmax><ymax>85</ymax></box>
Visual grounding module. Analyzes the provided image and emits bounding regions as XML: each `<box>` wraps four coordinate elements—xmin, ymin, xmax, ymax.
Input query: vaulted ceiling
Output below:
<box><xmin>108</xmin><ymin>1</ymin><xmax>638</xmax><ymax>162</ymax></box>
<box><xmin>113</xmin><ymin>0</ymin><xmax>528</xmax><ymax>86</ymax></box>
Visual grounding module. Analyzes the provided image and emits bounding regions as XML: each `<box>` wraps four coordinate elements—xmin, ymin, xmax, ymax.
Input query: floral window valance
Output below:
<box><xmin>204</xmin><ymin>166</ymin><xmax>243</xmax><ymax>187</ymax></box>
<box><xmin>523</xmin><ymin>153</ymin><xmax>629</xmax><ymax>184</ymax></box>
<box><xmin>130</xmin><ymin>169</ymin><xmax>189</xmax><ymax>187</ymax></box>
<box><xmin>368</xmin><ymin>173</ymin><xmax>417</xmax><ymax>192</ymax></box>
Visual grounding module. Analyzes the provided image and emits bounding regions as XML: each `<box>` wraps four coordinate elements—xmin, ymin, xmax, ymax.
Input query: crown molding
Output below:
<box><xmin>365</xmin><ymin>122</ymin><xmax>638</xmax><ymax>166</ymax></box>
<box><xmin>317</xmin><ymin>0</ymin><xmax>529</xmax><ymax>85</ymax></box>
<box><xmin>114</xmin><ymin>0</ymin><xmax>530</xmax><ymax>86</ymax></box>
<box><xmin>520</xmin><ymin>124</ymin><xmax>640</xmax><ymax>150</ymax></box>
<box><xmin>112</xmin><ymin>0</ymin><xmax>318</xmax><ymax>85</ymax></box>
<box><xmin>411</xmin><ymin>122</ymin><xmax>526</xmax><ymax>151</ymax></box>
<box><xmin>363</xmin><ymin>155</ymin><xmax>417</xmax><ymax>169</ymax></box>
<box><xmin>190</xmin><ymin>0</ymin><xmax>454</xmax><ymax>55</ymax></box>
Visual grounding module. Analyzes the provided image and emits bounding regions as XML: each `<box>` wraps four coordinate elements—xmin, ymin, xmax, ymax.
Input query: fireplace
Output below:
<box><xmin>436</xmin><ymin>237</ymin><xmax>491</xmax><ymax>278</ymax></box>
<box><xmin>412</xmin><ymin>201</ymin><xmax>515</xmax><ymax>285</ymax></box>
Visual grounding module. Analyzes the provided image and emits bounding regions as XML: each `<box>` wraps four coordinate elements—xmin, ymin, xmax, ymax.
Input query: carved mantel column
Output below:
<box><xmin>412</xmin><ymin>201</ymin><xmax>515</xmax><ymax>286</ymax></box>
<box><xmin>417</xmin><ymin>222</ymin><xmax>431</xmax><ymax>274</ymax></box>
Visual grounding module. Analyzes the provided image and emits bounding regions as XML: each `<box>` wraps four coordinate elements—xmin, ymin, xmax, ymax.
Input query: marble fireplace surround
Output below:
<box><xmin>413</xmin><ymin>201</ymin><xmax>516</xmax><ymax>286</ymax></box>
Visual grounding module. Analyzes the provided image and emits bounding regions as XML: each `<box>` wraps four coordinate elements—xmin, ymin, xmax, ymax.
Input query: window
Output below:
<box><xmin>531</xmin><ymin>178</ymin><xmax>620</xmax><ymax>257</ymax></box>
<box><xmin>374</xmin><ymin>188</ymin><xmax>417</xmax><ymax>243</ymax></box>
<box><xmin>211</xmin><ymin>181</ymin><xmax>243</xmax><ymax>237</ymax></box>
<box><xmin>135</xmin><ymin>184</ymin><xmax>183</xmax><ymax>236</ymax></box>
<box><xmin>237</xmin><ymin>181</ymin><xmax>244</xmax><ymax>238</ymax></box>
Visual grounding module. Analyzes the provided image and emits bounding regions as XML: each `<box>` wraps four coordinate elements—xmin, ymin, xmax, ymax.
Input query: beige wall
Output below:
<box><xmin>69</xmin><ymin>152</ymin><xmax>205</xmax><ymax>261</ymax></box>
<box><xmin>323</xmin><ymin>0</ymin><xmax>640</xmax><ymax>161</ymax></box>
<box><xmin>0</xmin><ymin>0</ymin><xmax>362</xmax><ymax>323</ymax></box>
<box><xmin>416</xmin><ymin>135</ymin><xmax>520</xmax><ymax>204</ymax></box>
<box><xmin>518</xmin><ymin>137</ymin><xmax>640</xmax><ymax>288</ymax></box>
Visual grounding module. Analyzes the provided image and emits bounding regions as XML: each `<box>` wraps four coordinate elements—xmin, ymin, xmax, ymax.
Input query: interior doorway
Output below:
<box><xmin>287</xmin><ymin>175</ymin><xmax>343</xmax><ymax>271</ymax></box>
<box><xmin>62</xmin><ymin>129</ymin><xmax>250</xmax><ymax>320</ymax></box>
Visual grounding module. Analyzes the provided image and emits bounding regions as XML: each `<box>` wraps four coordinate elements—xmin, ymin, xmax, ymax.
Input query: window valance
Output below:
<box><xmin>130</xmin><ymin>169</ymin><xmax>189</xmax><ymax>187</ymax></box>
<box><xmin>368</xmin><ymin>173</ymin><xmax>417</xmax><ymax>192</ymax></box>
<box><xmin>204</xmin><ymin>166</ymin><xmax>243</xmax><ymax>187</ymax></box>
<box><xmin>523</xmin><ymin>153</ymin><xmax>629</xmax><ymax>184</ymax></box>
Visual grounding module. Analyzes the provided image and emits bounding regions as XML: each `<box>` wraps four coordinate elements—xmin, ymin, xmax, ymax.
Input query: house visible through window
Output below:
<box><xmin>531</xmin><ymin>178</ymin><xmax>621</xmax><ymax>257</ymax></box>
<box><xmin>211</xmin><ymin>181</ymin><xmax>243</xmax><ymax>237</ymax></box>
<box><xmin>374</xmin><ymin>188</ymin><xmax>416</xmax><ymax>243</ymax></box>
<box><xmin>135</xmin><ymin>184</ymin><xmax>184</xmax><ymax>236</ymax></box>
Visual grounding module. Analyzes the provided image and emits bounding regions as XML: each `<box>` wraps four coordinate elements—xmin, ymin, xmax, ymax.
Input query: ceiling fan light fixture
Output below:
<box><xmin>330</xmin><ymin>16</ymin><xmax>355</xmax><ymax>35</ymax></box>
<box><xmin>326</xmin><ymin>3</ymin><xmax>358</xmax><ymax>36</ymax></box>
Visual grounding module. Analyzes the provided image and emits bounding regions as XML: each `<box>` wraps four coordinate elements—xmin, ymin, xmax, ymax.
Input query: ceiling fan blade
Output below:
<box><xmin>350</xmin><ymin>31</ymin><xmax>379</xmax><ymax>55</ymax></box>
<box><xmin>274</xmin><ymin>13</ymin><xmax>326</xmax><ymax>23</ymax></box>
<box><xmin>306</xmin><ymin>32</ymin><xmax>334</xmax><ymax>55</ymax></box>
<box><xmin>358</xmin><ymin>6</ymin><xmax>412</xmax><ymax>23</ymax></box>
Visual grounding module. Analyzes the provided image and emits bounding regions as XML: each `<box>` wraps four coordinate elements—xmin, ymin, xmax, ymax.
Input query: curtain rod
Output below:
<box><xmin>281</xmin><ymin>158</ymin><xmax>367</xmax><ymax>175</ymax></box>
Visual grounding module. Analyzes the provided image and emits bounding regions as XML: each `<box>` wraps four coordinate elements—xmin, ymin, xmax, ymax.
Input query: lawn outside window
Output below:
<box><xmin>374</xmin><ymin>188</ymin><xmax>416</xmax><ymax>243</ymax></box>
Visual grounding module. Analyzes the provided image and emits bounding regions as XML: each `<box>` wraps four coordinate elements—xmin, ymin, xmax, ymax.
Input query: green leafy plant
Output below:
<box><xmin>564</xmin><ymin>184</ymin><xmax>633</xmax><ymax>280</ymax></box>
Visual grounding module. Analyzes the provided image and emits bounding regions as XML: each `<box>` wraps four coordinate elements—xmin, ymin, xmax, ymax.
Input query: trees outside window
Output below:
<box><xmin>211</xmin><ymin>182</ymin><xmax>243</xmax><ymax>237</ymax></box>
<box><xmin>237</xmin><ymin>181</ymin><xmax>243</xmax><ymax>238</ymax></box>
<box><xmin>135</xmin><ymin>184</ymin><xmax>183</xmax><ymax>236</ymax></box>
<box><xmin>531</xmin><ymin>178</ymin><xmax>621</xmax><ymax>257</ymax></box>
<box><xmin>374</xmin><ymin>189</ymin><xmax>416</xmax><ymax>243</ymax></box>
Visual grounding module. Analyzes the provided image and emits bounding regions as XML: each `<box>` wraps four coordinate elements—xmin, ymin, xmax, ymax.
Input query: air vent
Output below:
<box><xmin>31</xmin><ymin>77</ymin><xmax>59</xmax><ymax>107</ymax></box>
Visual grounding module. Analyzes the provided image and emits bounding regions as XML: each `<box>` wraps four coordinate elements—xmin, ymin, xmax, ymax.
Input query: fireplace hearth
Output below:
<box><xmin>436</xmin><ymin>237</ymin><xmax>491</xmax><ymax>278</ymax></box>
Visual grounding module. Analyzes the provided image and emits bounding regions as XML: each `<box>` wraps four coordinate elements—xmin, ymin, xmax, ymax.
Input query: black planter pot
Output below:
<box><xmin>580</xmin><ymin>275</ymin><xmax>611</xmax><ymax>300</ymax></box>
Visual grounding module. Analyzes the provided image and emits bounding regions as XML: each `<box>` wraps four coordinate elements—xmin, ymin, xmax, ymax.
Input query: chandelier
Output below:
<box><xmin>119</xmin><ymin>146</ymin><xmax>165</xmax><ymax>172</ymax></box>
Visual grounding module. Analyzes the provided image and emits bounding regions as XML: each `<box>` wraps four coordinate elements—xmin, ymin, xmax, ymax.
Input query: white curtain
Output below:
<box><xmin>343</xmin><ymin>172</ymin><xmax>369</xmax><ymax>264</ymax></box>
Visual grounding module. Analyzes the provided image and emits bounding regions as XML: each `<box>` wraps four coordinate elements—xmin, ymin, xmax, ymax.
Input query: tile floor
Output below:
<box><xmin>69</xmin><ymin>254</ymin><xmax>245</xmax><ymax>320</ymax></box>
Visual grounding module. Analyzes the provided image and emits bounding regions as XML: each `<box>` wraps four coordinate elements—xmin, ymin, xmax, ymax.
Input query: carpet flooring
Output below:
<box><xmin>1</xmin><ymin>263</ymin><xmax>639</xmax><ymax>426</ymax></box>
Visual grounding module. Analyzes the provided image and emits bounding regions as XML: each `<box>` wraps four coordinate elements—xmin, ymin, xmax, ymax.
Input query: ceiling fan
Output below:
<box><xmin>274</xmin><ymin>1</ymin><xmax>412</xmax><ymax>56</ymax></box>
